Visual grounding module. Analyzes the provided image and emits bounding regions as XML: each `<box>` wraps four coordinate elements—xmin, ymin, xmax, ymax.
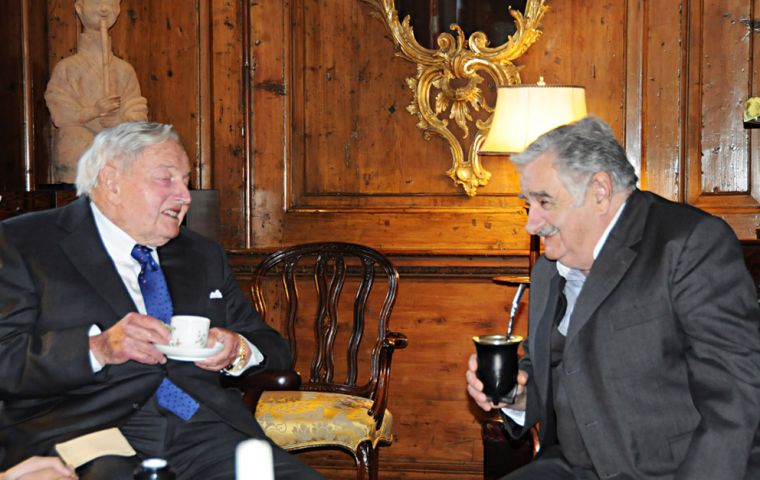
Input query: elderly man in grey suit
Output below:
<box><xmin>0</xmin><ymin>122</ymin><xmax>322</xmax><ymax>479</ymax></box>
<box><xmin>466</xmin><ymin>116</ymin><xmax>760</xmax><ymax>479</ymax></box>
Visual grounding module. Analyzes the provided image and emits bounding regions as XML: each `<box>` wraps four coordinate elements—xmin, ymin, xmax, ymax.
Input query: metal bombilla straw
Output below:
<box><xmin>506</xmin><ymin>283</ymin><xmax>527</xmax><ymax>338</ymax></box>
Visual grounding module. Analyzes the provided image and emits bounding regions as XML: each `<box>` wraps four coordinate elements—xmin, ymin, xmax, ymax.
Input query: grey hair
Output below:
<box><xmin>75</xmin><ymin>121</ymin><xmax>179</xmax><ymax>196</ymax></box>
<box><xmin>511</xmin><ymin>116</ymin><xmax>638</xmax><ymax>203</ymax></box>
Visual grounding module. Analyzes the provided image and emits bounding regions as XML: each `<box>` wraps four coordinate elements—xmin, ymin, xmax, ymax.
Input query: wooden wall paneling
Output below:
<box><xmin>0</xmin><ymin>0</ymin><xmax>50</xmax><ymax>191</ymax></box>
<box><xmin>45</xmin><ymin>0</ymin><xmax>76</xmax><ymax>186</ymax></box>
<box><xmin>519</xmin><ymin>1</ymin><xmax>628</xmax><ymax>150</ymax></box>
<box><xmin>0</xmin><ymin>0</ymin><xmax>25</xmax><ymax>190</ymax></box>
<box><xmin>685</xmin><ymin>0</ymin><xmax>760</xmax><ymax>239</ymax></box>
<box><xmin>31</xmin><ymin>0</ymin><xmax>51</xmax><ymax>187</ymax></box>
<box><xmin>690</xmin><ymin>0</ymin><xmax>751</xmax><ymax>200</ymax></box>
<box><xmin>641</xmin><ymin>0</ymin><xmax>686</xmax><ymax>201</ymax></box>
<box><xmin>211</xmin><ymin>0</ymin><xmax>247</xmax><ymax>246</ymax></box>
<box><xmin>20</xmin><ymin>0</ymin><xmax>33</xmax><ymax>190</ymax></box>
<box><xmin>249</xmin><ymin>0</ymin><xmax>538</xmax><ymax>253</ymax></box>
<box><xmin>625</xmin><ymin>0</ymin><xmax>645</xmax><ymax>183</ymax></box>
<box><xmin>47</xmin><ymin>0</ymin><xmax>77</xmax><ymax>65</ymax></box>
<box><xmin>294</xmin><ymin>0</ymin><xmax>452</xmax><ymax>197</ymax></box>
<box><xmin>278</xmin><ymin>209</ymin><xmax>529</xmax><ymax>251</ymax></box>
<box><xmin>197</xmin><ymin>0</ymin><xmax>212</xmax><ymax>188</ymax></box>
<box><xmin>250</xmin><ymin>0</ymin><xmax>289</xmax><ymax>247</ymax></box>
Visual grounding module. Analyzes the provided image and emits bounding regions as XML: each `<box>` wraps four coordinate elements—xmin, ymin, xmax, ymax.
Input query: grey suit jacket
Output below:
<box><xmin>506</xmin><ymin>190</ymin><xmax>760</xmax><ymax>479</ymax></box>
<box><xmin>0</xmin><ymin>197</ymin><xmax>290</xmax><ymax>468</ymax></box>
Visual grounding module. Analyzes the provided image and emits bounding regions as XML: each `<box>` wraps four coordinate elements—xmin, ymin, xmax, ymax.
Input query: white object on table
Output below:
<box><xmin>236</xmin><ymin>439</ymin><xmax>274</xmax><ymax>480</ymax></box>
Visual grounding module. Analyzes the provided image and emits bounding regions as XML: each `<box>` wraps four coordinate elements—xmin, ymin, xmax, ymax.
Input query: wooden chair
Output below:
<box><xmin>242</xmin><ymin>242</ymin><xmax>407</xmax><ymax>480</ymax></box>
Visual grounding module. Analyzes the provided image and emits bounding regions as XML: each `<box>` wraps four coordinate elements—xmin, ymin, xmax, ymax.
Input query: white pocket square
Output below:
<box><xmin>209</xmin><ymin>289</ymin><xmax>223</xmax><ymax>299</ymax></box>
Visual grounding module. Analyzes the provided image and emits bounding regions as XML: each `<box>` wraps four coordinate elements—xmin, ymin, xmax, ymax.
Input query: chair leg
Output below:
<box><xmin>355</xmin><ymin>441</ymin><xmax>379</xmax><ymax>480</ymax></box>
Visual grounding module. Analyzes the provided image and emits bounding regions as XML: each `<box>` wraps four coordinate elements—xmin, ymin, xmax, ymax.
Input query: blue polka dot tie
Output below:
<box><xmin>131</xmin><ymin>244</ymin><xmax>200</xmax><ymax>421</ymax></box>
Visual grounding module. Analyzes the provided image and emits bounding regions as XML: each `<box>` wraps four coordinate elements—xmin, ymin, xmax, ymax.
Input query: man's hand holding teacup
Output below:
<box><xmin>89</xmin><ymin>313</ymin><xmax>171</xmax><ymax>367</ymax></box>
<box><xmin>466</xmin><ymin>353</ymin><xmax>528</xmax><ymax>412</ymax></box>
<box><xmin>195</xmin><ymin>327</ymin><xmax>248</xmax><ymax>372</ymax></box>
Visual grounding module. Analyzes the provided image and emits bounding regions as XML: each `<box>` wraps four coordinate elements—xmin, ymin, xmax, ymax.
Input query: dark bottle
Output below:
<box><xmin>133</xmin><ymin>458</ymin><xmax>176</xmax><ymax>480</ymax></box>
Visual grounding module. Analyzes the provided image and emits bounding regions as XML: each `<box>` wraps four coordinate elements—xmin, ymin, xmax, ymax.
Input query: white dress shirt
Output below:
<box><xmin>88</xmin><ymin>202</ymin><xmax>262</xmax><ymax>374</ymax></box>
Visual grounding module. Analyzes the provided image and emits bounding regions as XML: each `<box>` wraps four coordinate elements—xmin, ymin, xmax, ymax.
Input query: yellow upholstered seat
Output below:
<box><xmin>255</xmin><ymin>391</ymin><xmax>393</xmax><ymax>451</ymax></box>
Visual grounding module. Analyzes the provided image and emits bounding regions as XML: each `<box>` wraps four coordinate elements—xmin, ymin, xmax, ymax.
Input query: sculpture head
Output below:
<box><xmin>75</xmin><ymin>0</ymin><xmax>120</xmax><ymax>32</ymax></box>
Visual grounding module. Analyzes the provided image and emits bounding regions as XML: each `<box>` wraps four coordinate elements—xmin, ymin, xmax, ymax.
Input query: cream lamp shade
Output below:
<box><xmin>479</xmin><ymin>80</ymin><xmax>587</xmax><ymax>155</ymax></box>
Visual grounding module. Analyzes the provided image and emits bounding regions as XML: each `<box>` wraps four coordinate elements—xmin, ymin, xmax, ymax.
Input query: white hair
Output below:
<box><xmin>75</xmin><ymin>122</ymin><xmax>179</xmax><ymax>196</ymax></box>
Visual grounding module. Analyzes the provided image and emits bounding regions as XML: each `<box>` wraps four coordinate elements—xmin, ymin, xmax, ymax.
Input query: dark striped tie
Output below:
<box><xmin>131</xmin><ymin>244</ymin><xmax>200</xmax><ymax>421</ymax></box>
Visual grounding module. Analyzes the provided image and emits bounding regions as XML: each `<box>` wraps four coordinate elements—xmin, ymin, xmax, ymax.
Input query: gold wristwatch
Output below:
<box><xmin>225</xmin><ymin>334</ymin><xmax>250</xmax><ymax>373</ymax></box>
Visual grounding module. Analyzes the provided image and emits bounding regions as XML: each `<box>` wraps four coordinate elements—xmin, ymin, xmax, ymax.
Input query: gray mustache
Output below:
<box><xmin>536</xmin><ymin>225</ymin><xmax>559</xmax><ymax>237</ymax></box>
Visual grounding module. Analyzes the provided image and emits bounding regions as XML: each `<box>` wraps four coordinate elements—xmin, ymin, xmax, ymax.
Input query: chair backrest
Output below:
<box><xmin>252</xmin><ymin>242</ymin><xmax>399</xmax><ymax>400</ymax></box>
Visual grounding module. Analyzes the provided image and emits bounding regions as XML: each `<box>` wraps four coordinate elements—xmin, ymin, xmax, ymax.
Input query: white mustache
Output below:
<box><xmin>536</xmin><ymin>225</ymin><xmax>559</xmax><ymax>237</ymax></box>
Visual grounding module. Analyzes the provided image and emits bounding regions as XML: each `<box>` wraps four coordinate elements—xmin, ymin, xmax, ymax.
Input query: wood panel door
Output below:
<box><xmin>684</xmin><ymin>0</ymin><xmax>760</xmax><ymax>237</ymax></box>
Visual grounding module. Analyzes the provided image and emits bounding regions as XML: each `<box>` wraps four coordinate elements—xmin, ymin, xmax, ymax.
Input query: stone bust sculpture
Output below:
<box><xmin>45</xmin><ymin>0</ymin><xmax>148</xmax><ymax>184</ymax></box>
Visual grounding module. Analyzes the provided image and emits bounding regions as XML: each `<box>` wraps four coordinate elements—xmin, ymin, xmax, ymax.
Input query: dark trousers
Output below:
<box><xmin>502</xmin><ymin>445</ymin><xmax>599</xmax><ymax>480</ymax></box>
<box><xmin>77</xmin><ymin>396</ymin><xmax>322</xmax><ymax>480</ymax></box>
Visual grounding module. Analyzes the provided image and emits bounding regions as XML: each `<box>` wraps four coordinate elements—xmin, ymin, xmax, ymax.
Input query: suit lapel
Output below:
<box><xmin>58</xmin><ymin>197</ymin><xmax>136</xmax><ymax>326</ymax></box>
<box><xmin>531</xmin><ymin>270</ymin><xmax>564</xmax><ymax>408</ymax></box>
<box><xmin>565</xmin><ymin>190</ymin><xmax>650</xmax><ymax>341</ymax></box>
<box><xmin>158</xmin><ymin>234</ymin><xmax>206</xmax><ymax>316</ymax></box>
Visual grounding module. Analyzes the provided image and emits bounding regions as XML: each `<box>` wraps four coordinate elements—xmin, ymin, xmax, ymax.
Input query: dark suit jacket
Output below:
<box><xmin>0</xmin><ymin>197</ymin><xmax>291</xmax><ymax>468</ymax></box>
<box><xmin>505</xmin><ymin>190</ymin><xmax>760</xmax><ymax>479</ymax></box>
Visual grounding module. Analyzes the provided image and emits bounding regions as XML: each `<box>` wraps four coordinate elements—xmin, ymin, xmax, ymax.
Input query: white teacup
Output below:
<box><xmin>169</xmin><ymin>315</ymin><xmax>210</xmax><ymax>348</ymax></box>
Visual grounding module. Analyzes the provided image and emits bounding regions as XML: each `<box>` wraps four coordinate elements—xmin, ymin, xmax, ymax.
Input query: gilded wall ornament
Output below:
<box><xmin>362</xmin><ymin>0</ymin><xmax>549</xmax><ymax>196</ymax></box>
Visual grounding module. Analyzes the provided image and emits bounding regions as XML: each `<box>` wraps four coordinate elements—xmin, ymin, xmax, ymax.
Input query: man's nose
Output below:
<box><xmin>176</xmin><ymin>183</ymin><xmax>192</xmax><ymax>205</ymax></box>
<box><xmin>524</xmin><ymin>209</ymin><xmax>543</xmax><ymax>235</ymax></box>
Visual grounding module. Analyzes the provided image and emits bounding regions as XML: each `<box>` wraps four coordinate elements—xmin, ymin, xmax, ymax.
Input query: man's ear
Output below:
<box><xmin>99</xmin><ymin>165</ymin><xmax>121</xmax><ymax>203</ymax></box>
<box><xmin>590</xmin><ymin>172</ymin><xmax>613</xmax><ymax>212</ymax></box>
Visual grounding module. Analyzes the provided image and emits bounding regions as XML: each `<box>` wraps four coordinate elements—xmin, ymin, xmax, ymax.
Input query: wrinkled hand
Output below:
<box><xmin>195</xmin><ymin>327</ymin><xmax>247</xmax><ymax>372</ymax></box>
<box><xmin>0</xmin><ymin>456</ymin><xmax>77</xmax><ymax>480</ymax></box>
<box><xmin>466</xmin><ymin>353</ymin><xmax>528</xmax><ymax>412</ymax></box>
<box><xmin>89</xmin><ymin>313</ymin><xmax>171</xmax><ymax>366</ymax></box>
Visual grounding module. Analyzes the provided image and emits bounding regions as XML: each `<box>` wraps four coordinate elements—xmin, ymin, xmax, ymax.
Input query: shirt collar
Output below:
<box><xmin>557</xmin><ymin>200</ymin><xmax>627</xmax><ymax>278</ymax></box>
<box><xmin>90</xmin><ymin>201</ymin><xmax>157</xmax><ymax>264</ymax></box>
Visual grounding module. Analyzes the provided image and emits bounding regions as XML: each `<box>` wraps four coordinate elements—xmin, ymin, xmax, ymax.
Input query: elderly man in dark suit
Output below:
<box><xmin>0</xmin><ymin>122</ymin><xmax>322</xmax><ymax>479</ymax></box>
<box><xmin>466</xmin><ymin>116</ymin><xmax>760</xmax><ymax>479</ymax></box>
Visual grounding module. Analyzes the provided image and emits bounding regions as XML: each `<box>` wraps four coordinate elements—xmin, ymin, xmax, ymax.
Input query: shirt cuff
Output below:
<box><xmin>501</xmin><ymin>406</ymin><xmax>526</xmax><ymax>426</ymax></box>
<box><xmin>88</xmin><ymin>324</ymin><xmax>104</xmax><ymax>373</ymax></box>
<box><xmin>223</xmin><ymin>337</ymin><xmax>264</xmax><ymax>377</ymax></box>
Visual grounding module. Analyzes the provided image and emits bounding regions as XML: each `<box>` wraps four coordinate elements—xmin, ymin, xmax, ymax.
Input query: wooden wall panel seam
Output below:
<box><xmin>197</xmin><ymin>0</ymin><xmax>212</xmax><ymax>189</ymax></box>
<box><xmin>22</xmin><ymin>0</ymin><xmax>33</xmax><ymax>190</ymax></box>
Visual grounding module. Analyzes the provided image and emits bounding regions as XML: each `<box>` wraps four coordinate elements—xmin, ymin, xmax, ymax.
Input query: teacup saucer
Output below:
<box><xmin>155</xmin><ymin>342</ymin><xmax>223</xmax><ymax>361</ymax></box>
